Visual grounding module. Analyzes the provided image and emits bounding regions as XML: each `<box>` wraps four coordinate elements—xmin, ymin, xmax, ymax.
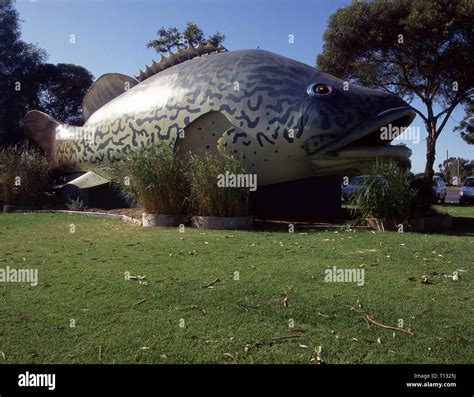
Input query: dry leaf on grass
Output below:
<box><xmin>191</xmin><ymin>304</ymin><xmax>207</xmax><ymax>315</ymax></box>
<box><xmin>202</xmin><ymin>278</ymin><xmax>220</xmax><ymax>289</ymax></box>
<box><xmin>223</xmin><ymin>353</ymin><xmax>238</xmax><ymax>363</ymax></box>
<box><xmin>421</xmin><ymin>275</ymin><xmax>432</xmax><ymax>284</ymax></box>
<box><xmin>310</xmin><ymin>346</ymin><xmax>324</xmax><ymax>364</ymax></box>
<box><xmin>243</xmin><ymin>344</ymin><xmax>251</xmax><ymax>355</ymax></box>
<box><xmin>128</xmin><ymin>275</ymin><xmax>146</xmax><ymax>281</ymax></box>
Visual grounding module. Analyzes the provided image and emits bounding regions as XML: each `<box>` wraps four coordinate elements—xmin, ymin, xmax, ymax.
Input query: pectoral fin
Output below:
<box><xmin>66</xmin><ymin>171</ymin><xmax>110</xmax><ymax>189</ymax></box>
<box><xmin>175</xmin><ymin>110</ymin><xmax>253</xmax><ymax>157</ymax></box>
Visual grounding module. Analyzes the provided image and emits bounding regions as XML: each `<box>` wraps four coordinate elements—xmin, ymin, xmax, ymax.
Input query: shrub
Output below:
<box><xmin>348</xmin><ymin>160</ymin><xmax>418</xmax><ymax>224</ymax></box>
<box><xmin>0</xmin><ymin>146</ymin><xmax>49</xmax><ymax>206</ymax></box>
<box><xmin>66</xmin><ymin>197</ymin><xmax>85</xmax><ymax>211</ymax></box>
<box><xmin>185</xmin><ymin>152</ymin><xmax>250</xmax><ymax>217</ymax></box>
<box><xmin>105</xmin><ymin>143</ymin><xmax>186</xmax><ymax>214</ymax></box>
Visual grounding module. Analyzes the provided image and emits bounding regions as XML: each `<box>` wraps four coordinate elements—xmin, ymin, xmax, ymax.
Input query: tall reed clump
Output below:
<box><xmin>185</xmin><ymin>152</ymin><xmax>250</xmax><ymax>217</ymax></box>
<box><xmin>0</xmin><ymin>146</ymin><xmax>49</xmax><ymax>206</ymax></box>
<box><xmin>349</xmin><ymin>159</ymin><xmax>418</xmax><ymax>224</ymax></box>
<box><xmin>107</xmin><ymin>143</ymin><xmax>187</xmax><ymax>214</ymax></box>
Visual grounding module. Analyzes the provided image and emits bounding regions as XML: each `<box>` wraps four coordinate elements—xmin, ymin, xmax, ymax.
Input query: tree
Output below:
<box><xmin>37</xmin><ymin>63</ymin><xmax>94</xmax><ymax>126</ymax></box>
<box><xmin>316</xmin><ymin>0</ymin><xmax>474</xmax><ymax>182</ymax></box>
<box><xmin>207</xmin><ymin>32</ymin><xmax>226</xmax><ymax>47</ymax></box>
<box><xmin>147</xmin><ymin>22</ymin><xmax>225</xmax><ymax>54</ymax></box>
<box><xmin>0</xmin><ymin>0</ymin><xmax>94</xmax><ymax>144</ymax></box>
<box><xmin>439</xmin><ymin>157</ymin><xmax>474</xmax><ymax>182</ymax></box>
<box><xmin>182</xmin><ymin>22</ymin><xmax>205</xmax><ymax>46</ymax></box>
<box><xmin>455</xmin><ymin>99</ymin><xmax>474</xmax><ymax>144</ymax></box>
<box><xmin>0</xmin><ymin>0</ymin><xmax>46</xmax><ymax>144</ymax></box>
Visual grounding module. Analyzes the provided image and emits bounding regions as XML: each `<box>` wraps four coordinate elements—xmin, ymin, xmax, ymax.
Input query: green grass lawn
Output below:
<box><xmin>435</xmin><ymin>204</ymin><xmax>474</xmax><ymax>218</ymax></box>
<box><xmin>0</xmin><ymin>211</ymin><xmax>472</xmax><ymax>364</ymax></box>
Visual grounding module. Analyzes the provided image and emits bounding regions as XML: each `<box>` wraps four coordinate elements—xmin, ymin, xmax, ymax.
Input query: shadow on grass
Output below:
<box><xmin>425</xmin><ymin>216</ymin><xmax>474</xmax><ymax>237</ymax></box>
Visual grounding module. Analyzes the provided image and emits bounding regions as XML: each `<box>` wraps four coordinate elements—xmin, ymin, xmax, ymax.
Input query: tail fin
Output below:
<box><xmin>24</xmin><ymin>110</ymin><xmax>59</xmax><ymax>166</ymax></box>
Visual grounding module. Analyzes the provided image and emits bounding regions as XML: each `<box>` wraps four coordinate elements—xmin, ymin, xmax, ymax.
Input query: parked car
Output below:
<box><xmin>432</xmin><ymin>176</ymin><xmax>446</xmax><ymax>204</ymax></box>
<box><xmin>342</xmin><ymin>175</ymin><xmax>386</xmax><ymax>201</ymax></box>
<box><xmin>459</xmin><ymin>177</ymin><xmax>474</xmax><ymax>205</ymax></box>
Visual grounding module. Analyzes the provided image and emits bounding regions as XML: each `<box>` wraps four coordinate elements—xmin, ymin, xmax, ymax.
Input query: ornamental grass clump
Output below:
<box><xmin>0</xmin><ymin>146</ymin><xmax>49</xmax><ymax>206</ymax></box>
<box><xmin>185</xmin><ymin>152</ymin><xmax>250</xmax><ymax>217</ymax></box>
<box><xmin>108</xmin><ymin>143</ymin><xmax>187</xmax><ymax>214</ymax></box>
<box><xmin>349</xmin><ymin>160</ymin><xmax>418</xmax><ymax>225</ymax></box>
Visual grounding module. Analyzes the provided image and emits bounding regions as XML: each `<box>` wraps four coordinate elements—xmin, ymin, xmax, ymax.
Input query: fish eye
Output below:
<box><xmin>307</xmin><ymin>83</ymin><xmax>332</xmax><ymax>97</ymax></box>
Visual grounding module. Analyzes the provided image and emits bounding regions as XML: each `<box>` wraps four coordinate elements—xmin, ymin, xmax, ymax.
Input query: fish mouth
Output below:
<box><xmin>307</xmin><ymin>107</ymin><xmax>416</xmax><ymax>173</ymax></box>
<box><xmin>305</xmin><ymin>106</ymin><xmax>416</xmax><ymax>174</ymax></box>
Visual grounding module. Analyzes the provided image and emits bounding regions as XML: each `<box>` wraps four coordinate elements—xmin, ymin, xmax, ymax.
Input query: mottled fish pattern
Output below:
<box><xmin>27</xmin><ymin>49</ymin><xmax>413</xmax><ymax>185</ymax></box>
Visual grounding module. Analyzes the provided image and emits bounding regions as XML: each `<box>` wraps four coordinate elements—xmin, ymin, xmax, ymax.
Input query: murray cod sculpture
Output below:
<box><xmin>25</xmin><ymin>43</ymin><xmax>416</xmax><ymax>188</ymax></box>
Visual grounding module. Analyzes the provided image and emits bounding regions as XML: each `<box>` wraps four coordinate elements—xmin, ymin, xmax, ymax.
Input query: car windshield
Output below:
<box><xmin>464</xmin><ymin>178</ymin><xmax>474</xmax><ymax>187</ymax></box>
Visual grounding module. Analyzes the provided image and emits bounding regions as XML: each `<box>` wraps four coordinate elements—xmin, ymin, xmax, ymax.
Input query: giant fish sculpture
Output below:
<box><xmin>25</xmin><ymin>44</ymin><xmax>415</xmax><ymax>187</ymax></box>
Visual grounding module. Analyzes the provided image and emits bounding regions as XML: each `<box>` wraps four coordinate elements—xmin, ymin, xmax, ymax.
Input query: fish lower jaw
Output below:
<box><xmin>333</xmin><ymin>144</ymin><xmax>411</xmax><ymax>159</ymax></box>
<box><xmin>309</xmin><ymin>145</ymin><xmax>411</xmax><ymax>175</ymax></box>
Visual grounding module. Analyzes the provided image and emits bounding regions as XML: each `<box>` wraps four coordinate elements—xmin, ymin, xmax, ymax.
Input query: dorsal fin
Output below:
<box><xmin>136</xmin><ymin>42</ymin><xmax>228</xmax><ymax>82</ymax></box>
<box><xmin>82</xmin><ymin>73</ymin><xmax>139</xmax><ymax>121</ymax></box>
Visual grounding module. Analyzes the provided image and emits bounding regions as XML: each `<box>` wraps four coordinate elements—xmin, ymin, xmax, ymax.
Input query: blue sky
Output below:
<box><xmin>15</xmin><ymin>0</ymin><xmax>472</xmax><ymax>173</ymax></box>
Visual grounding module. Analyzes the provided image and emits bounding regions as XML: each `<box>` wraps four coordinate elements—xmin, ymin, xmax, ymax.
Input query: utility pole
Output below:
<box><xmin>446</xmin><ymin>150</ymin><xmax>449</xmax><ymax>183</ymax></box>
<box><xmin>457</xmin><ymin>157</ymin><xmax>461</xmax><ymax>185</ymax></box>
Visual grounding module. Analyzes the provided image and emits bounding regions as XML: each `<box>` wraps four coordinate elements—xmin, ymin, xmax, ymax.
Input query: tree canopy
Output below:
<box><xmin>455</xmin><ymin>99</ymin><xmax>474</xmax><ymax>145</ymax></box>
<box><xmin>37</xmin><ymin>63</ymin><xmax>94</xmax><ymax>126</ymax></box>
<box><xmin>0</xmin><ymin>0</ymin><xmax>46</xmax><ymax>143</ymax></box>
<box><xmin>439</xmin><ymin>156</ymin><xmax>474</xmax><ymax>182</ymax></box>
<box><xmin>316</xmin><ymin>0</ymin><xmax>474</xmax><ymax>179</ymax></box>
<box><xmin>147</xmin><ymin>22</ymin><xmax>225</xmax><ymax>53</ymax></box>
<box><xmin>0</xmin><ymin>0</ymin><xmax>94</xmax><ymax>144</ymax></box>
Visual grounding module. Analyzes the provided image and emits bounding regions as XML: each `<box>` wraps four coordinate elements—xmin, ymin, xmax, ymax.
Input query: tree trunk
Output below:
<box><xmin>424</xmin><ymin>134</ymin><xmax>436</xmax><ymax>181</ymax></box>
<box><xmin>424</xmin><ymin>107</ymin><xmax>437</xmax><ymax>182</ymax></box>
<box><xmin>420</xmin><ymin>108</ymin><xmax>438</xmax><ymax>209</ymax></box>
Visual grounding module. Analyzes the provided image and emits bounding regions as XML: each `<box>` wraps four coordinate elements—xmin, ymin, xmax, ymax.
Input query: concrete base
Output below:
<box><xmin>3</xmin><ymin>205</ymin><xmax>41</xmax><ymax>213</ymax></box>
<box><xmin>366</xmin><ymin>215</ymin><xmax>453</xmax><ymax>232</ymax></box>
<box><xmin>142</xmin><ymin>213</ymin><xmax>185</xmax><ymax>227</ymax></box>
<box><xmin>192</xmin><ymin>216</ymin><xmax>254</xmax><ymax>230</ymax></box>
<box><xmin>409</xmin><ymin>215</ymin><xmax>453</xmax><ymax>232</ymax></box>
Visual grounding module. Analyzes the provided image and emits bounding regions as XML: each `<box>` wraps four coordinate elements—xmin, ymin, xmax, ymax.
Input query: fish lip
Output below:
<box><xmin>305</xmin><ymin>106</ymin><xmax>416</xmax><ymax>156</ymax></box>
